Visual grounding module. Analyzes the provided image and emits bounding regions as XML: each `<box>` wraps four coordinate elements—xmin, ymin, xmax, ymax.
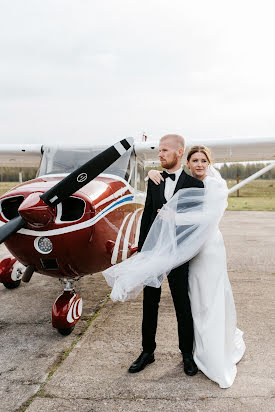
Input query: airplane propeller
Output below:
<box><xmin>0</xmin><ymin>138</ymin><xmax>133</xmax><ymax>244</ymax></box>
<box><xmin>0</xmin><ymin>216</ymin><xmax>27</xmax><ymax>243</ymax></box>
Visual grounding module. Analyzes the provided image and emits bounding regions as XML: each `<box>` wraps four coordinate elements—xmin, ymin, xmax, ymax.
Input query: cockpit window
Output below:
<box><xmin>38</xmin><ymin>146</ymin><xmax>132</xmax><ymax>180</ymax></box>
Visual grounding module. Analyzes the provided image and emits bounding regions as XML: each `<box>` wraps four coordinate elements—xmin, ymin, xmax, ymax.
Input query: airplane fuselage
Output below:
<box><xmin>0</xmin><ymin>174</ymin><xmax>144</xmax><ymax>279</ymax></box>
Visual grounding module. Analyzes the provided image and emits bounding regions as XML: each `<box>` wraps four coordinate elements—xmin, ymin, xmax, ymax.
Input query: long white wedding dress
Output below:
<box><xmin>103</xmin><ymin>166</ymin><xmax>245</xmax><ymax>388</ymax></box>
<box><xmin>188</xmin><ymin>175</ymin><xmax>245</xmax><ymax>388</ymax></box>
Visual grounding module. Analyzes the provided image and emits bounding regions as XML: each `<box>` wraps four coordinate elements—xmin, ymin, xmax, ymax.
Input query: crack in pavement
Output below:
<box><xmin>15</xmin><ymin>295</ymin><xmax>110</xmax><ymax>412</ymax></box>
<box><xmin>25</xmin><ymin>394</ymin><xmax>273</xmax><ymax>402</ymax></box>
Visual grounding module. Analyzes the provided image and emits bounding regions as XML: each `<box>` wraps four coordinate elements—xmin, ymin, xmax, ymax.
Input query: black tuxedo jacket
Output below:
<box><xmin>138</xmin><ymin>170</ymin><xmax>204</xmax><ymax>252</ymax></box>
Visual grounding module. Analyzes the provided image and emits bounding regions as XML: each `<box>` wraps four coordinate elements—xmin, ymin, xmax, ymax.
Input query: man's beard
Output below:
<box><xmin>160</xmin><ymin>154</ymin><xmax>178</xmax><ymax>170</ymax></box>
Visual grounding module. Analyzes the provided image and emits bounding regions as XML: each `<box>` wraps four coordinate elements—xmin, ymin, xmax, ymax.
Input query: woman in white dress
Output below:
<box><xmin>103</xmin><ymin>145</ymin><xmax>245</xmax><ymax>388</ymax></box>
<box><xmin>147</xmin><ymin>146</ymin><xmax>246</xmax><ymax>388</ymax></box>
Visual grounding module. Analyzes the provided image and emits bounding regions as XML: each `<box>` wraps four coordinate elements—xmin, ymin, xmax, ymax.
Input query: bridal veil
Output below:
<box><xmin>103</xmin><ymin>166</ymin><xmax>228</xmax><ymax>302</ymax></box>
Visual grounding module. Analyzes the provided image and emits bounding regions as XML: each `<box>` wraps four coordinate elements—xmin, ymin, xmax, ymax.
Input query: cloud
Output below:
<box><xmin>0</xmin><ymin>0</ymin><xmax>274</xmax><ymax>144</ymax></box>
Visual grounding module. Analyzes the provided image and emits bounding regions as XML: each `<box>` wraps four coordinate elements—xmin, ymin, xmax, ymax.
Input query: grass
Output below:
<box><xmin>0</xmin><ymin>182</ymin><xmax>18</xmax><ymax>196</ymax></box>
<box><xmin>0</xmin><ymin>180</ymin><xmax>274</xmax><ymax>211</ymax></box>
<box><xmin>227</xmin><ymin>179</ymin><xmax>275</xmax><ymax>211</ymax></box>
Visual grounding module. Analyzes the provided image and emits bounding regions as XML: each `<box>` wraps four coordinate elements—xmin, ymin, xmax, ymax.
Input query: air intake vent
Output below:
<box><xmin>40</xmin><ymin>258</ymin><xmax>59</xmax><ymax>270</ymax></box>
<box><xmin>1</xmin><ymin>196</ymin><xmax>24</xmax><ymax>220</ymax></box>
<box><xmin>60</xmin><ymin>197</ymin><xmax>85</xmax><ymax>222</ymax></box>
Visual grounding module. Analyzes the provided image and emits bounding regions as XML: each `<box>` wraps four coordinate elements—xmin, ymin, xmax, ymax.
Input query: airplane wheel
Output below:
<box><xmin>3</xmin><ymin>280</ymin><xmax>21</xmax><ymax>289</ymax></box>
<box><xmin>57</xmin><ymin>326</ymin><xmax>75</xmax><ymax>336</ymax></box>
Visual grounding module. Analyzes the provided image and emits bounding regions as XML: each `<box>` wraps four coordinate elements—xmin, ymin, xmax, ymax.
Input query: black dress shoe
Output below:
<box><xmin>128</xmin><ymin>352</ymin><xmax>155</xmax><ymax>373</ymax></box>
<box><xmin>182</xmin><ymin>353</ymin><xmax>198</xmax><ymax>376</ymax></box>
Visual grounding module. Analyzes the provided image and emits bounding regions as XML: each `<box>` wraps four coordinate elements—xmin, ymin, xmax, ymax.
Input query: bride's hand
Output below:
<box><xmin>148</xmin><ymin>170</ymin><xmax>164</xmax><ymax>185</ymax></box>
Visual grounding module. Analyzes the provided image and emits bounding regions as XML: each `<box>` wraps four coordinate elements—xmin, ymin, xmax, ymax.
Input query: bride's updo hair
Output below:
<box><xmin>187</xmin><ymin>145</ymin><xmax>212</xmax><ymax>164</ymax></box>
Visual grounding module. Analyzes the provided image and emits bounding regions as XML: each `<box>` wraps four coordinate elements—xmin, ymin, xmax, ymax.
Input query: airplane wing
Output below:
<box><xmin>134</xmin><ymin>137</ymin><xmax>275</xmax><ymax>164</ymax></box>
<box><xmin>1</xmin><ymin>137</ymin><xmax>275</xmax><ymax>167</ymax></box>
<box><xmin>0</xmin><ymin>145</ymin><xmax>43</xmax><ymax>167</ymax></box>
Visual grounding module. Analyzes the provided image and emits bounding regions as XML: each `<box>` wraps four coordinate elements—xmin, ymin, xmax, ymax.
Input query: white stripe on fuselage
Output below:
<box><xmin>122</xmin><ymin>208</ymin><xmax>143</xmax><ymax>260</ymax></box>
<box><xmin>111</xmin><ymin>213</ymin><xmax>131</xmax><ymax>265</ymax></box>
<box><xmin>0</xmin><ymin>195</ymin><xmax>134</xmax><ymax>237</ymax></box>
<box><xmin>94</xmin><ymin>185</ymin><xmax>131</xmax><ymax>208</ymax></box>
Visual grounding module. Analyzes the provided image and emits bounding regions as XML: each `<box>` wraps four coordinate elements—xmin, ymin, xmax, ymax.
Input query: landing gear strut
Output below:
<box><xmin>52</xmin><ymin>279</ymin><xmax>83</xmax><ymax>336</ymax></box>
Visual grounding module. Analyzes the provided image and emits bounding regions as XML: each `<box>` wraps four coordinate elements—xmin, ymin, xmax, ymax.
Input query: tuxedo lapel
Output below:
<box><xmin>173</xmin><ymin>170</ymin><xmax>187</xmax><ymax>195</ymax></box>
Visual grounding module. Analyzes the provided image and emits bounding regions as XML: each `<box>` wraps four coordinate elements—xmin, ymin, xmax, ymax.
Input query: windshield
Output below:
<box><xmin>38</xmin><ymin>146</ymin><xmax>132</xmax><ymax>180</ymax></box>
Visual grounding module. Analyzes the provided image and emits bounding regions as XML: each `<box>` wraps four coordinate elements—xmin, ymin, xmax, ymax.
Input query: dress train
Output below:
<box><xmin>189</xmin><ymin>221</ymin><xmax>245</xmax><ymax>388</ymax></box>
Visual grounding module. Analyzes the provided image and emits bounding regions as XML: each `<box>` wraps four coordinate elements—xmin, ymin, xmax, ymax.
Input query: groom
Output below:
<box><xmin>129</xmin><ymin>134</ymin><xmax>204</xmax><ymax>375</ymax></box>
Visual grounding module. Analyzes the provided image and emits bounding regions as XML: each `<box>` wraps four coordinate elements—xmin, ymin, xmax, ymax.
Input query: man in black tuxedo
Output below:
<box><xmin>128</xmin><ymin>134</ymin><xmax>204</xmax><ymax>375</ymax></box>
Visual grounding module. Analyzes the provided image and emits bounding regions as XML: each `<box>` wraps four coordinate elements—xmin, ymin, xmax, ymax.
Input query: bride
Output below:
<box><xmin>103</xmin><ymin>145</ymin><xmax>245</xmax><ymax>388</ymax></box>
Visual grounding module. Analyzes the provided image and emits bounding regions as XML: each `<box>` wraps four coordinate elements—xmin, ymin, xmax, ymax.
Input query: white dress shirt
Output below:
<box><xmin>164</xmin><ymin>167</ymin><xmax>183</xmax><ymax>201</ymax></box>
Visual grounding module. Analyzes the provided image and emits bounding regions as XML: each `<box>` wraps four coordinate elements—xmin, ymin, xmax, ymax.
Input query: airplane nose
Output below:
<box><xmin>18</xmin><ymin>192</ymin><xmax>56</xmax><ymax>228</ymax></box>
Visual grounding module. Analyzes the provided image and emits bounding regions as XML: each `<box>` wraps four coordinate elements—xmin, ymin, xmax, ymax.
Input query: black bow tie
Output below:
<box><xmin>162</xmin><ymin>171</ymin><xmax>176</xmax><ymax>181</ymax></box>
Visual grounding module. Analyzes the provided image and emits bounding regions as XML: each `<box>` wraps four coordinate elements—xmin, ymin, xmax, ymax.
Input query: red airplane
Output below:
<box><xmin>0</xmin><ymin>137</ymin><xmax>274</xmax><ymax>335</ymax></box>
<box><xmin>0</xmin><ymin>138</ymin><xmax>145</xmax><ymax>335</ymax></box>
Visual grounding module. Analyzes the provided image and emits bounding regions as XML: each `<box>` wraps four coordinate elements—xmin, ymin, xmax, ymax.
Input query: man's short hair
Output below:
<box><xmin>160</xmin><ymin>134</ymin><xmax>185</xmax><ymax>151</ymax></box>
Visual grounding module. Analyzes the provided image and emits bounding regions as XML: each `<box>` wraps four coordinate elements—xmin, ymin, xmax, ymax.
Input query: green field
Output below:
<box><xmin>0</xmin><ymin>180</ymin><xmax>274</xmax><ymax>211</ymax></box>
<box><xmin>227</xmin><ymin>179</ymin><xmax>275</xmax><ymax>211</ymax></box>
<box><xmin>0</xmin><ymin>182</ymin><xmax>19</xmax><ymax>196</ymax></box>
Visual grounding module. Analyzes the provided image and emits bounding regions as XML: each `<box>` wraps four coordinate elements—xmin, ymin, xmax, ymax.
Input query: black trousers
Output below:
<box><xmin>142</xmin><ymin>262</ymin><xmax>194</xmax><ymax>354</ymax></box>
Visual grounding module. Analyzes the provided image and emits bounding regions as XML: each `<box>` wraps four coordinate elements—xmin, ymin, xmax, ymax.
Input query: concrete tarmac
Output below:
<box><xmin>0</xmin><ymin>212</ymin><xmax>274</xmax><ymax>411</ymax></box>
<box><xmin>0</xmin><ymin>246</ymin><xmax>110</xmax><ymax>412</ymax></box>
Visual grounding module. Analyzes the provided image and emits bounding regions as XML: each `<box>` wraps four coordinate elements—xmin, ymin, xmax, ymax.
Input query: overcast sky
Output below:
<box><xmin>0</xmin><ymin>0</ymin><xmax>274</xmax><ymax>145</ymax></box>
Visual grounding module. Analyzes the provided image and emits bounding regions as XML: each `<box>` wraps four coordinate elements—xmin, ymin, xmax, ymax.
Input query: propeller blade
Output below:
<box><xmin>0</xmin><ymin>138</ymin><xmax>133</xmax><ymax>244</ymax></box>
<box><xmin>41</xmin><ymin>138</ymin><xmax>133</xmax><ymax>207</ymax></box>
<box><xmin>0</xmin><ymin>216</ymin><xmax>26</xmax><ymax>244</ymax></box>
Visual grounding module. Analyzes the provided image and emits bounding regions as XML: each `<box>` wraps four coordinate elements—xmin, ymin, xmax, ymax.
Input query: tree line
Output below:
<box><xmin>218</xmin><ymin>163</ymin><xmax>275</xmax><ymax>180</ymax></box>
<box><xmin>0</xmin><ymin>163</ymin><xmax>275</xmax><ymax>182</ymax></box>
